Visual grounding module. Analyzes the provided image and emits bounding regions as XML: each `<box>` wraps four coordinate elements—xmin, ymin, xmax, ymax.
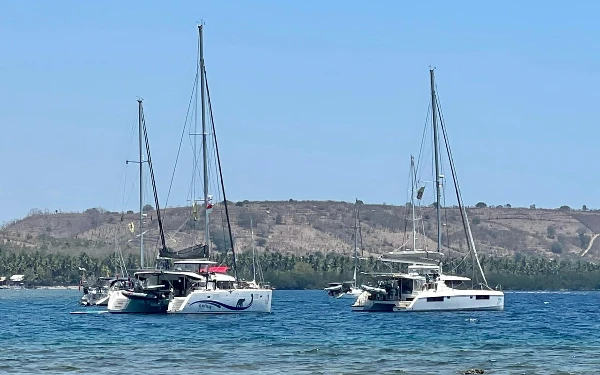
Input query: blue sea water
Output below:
<box><xmin>0</xmin><ymin>289</ymin><xmax>599</xmax><ymax>374</ymax></box>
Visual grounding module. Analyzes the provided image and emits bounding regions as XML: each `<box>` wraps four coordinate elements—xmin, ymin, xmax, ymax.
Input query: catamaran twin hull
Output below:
<box><xmin>168</xmin><ymin>289</ymin><xmax>272</xmax><ymax>314</ymax></box>
<box><xmin>352</xmin><ymin>290</ymin><xmax>504</xmax><ymax>312</ymax></box>
<box><xmin>107</xmin><ymin>290</ymin><xmax>169</xmax><ymax>314</ymax></box>
<box><xmin>337</xmin><ymin>290</ymin><xmax>363</xmax><ymax>299</ymax></box>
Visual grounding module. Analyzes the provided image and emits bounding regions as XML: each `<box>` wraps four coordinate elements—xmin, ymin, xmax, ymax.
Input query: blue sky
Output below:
<box><xmin>1</xmin><ymin>1</ymin><xmax>599</xmax><ymax>223</ymax></box>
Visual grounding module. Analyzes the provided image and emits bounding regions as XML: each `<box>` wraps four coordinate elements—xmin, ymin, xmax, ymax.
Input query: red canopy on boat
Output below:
<box><xmin>208</xmin><ymin>266</ymin><xmax>229</xmax><ymax>273</ymax></box>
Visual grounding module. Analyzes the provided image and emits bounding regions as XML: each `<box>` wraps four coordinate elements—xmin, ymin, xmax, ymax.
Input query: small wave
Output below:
<box><xmin>40</xmin><ymin>365</ymin><xmax>81</xmax><ymax>372</ymax></box>
<box><xmin>298</xmin><ymin>348</ymin><xmax>320</xmax><ymax>354</ymax></box>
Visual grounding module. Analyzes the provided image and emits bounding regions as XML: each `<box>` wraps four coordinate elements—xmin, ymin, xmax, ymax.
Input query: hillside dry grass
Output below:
<box><xmin>2</xmin><ymin>201</ymin><xmax>599</xmax><ymax>262</ymax></box>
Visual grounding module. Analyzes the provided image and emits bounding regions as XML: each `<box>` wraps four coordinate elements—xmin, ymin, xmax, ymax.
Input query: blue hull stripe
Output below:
<box><xmin>189</xmin><ymin>294</ymin><xmax>254</xmax><ymax>311</ymax></box>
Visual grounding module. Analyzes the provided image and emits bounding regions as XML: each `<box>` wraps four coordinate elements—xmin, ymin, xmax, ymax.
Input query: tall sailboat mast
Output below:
<box><xmin>251</xmin><ymin>218</ymin><xmax>256</xmax><ymax>283</ymax></box>
<box><xmin>199</xmin><ymin>25</ymin><xmax>210</xmax><ymax>256</ymax></box>
<box><xmin>137</xmin><ymin>99</ymin><xmax>145</xmax><ymax>268</ymax></box>
<box><xmin>410</xmin><ymin>155</ymin><xmax>417</xmax><ymax>251</ymax></box>
<box><xmin>353</xmin><ymin>199</ymin><xmax>359</xmax><ymax>287</ymax></box>
<box><xmin>430</xmin><ymin>68</ymin><xmax>442</xmax><ymax>253</ymax></box>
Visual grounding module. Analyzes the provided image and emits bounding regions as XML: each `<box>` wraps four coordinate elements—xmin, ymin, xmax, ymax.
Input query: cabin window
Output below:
<box><xmin>476</xmin><ymin>295</ymin><xmax>490</xmax><ymax>300</ymax></box>
<box><xmin>217</xmin><ymin>281</ymin><xmax>234</xmax><ymax>289</ymax></box>
<box><xmin>450</xmin><ymin>281</ymin><xmax>464</xmax><ymax>288</ymax></box>
<box><xmin>426</xmin><ymin>296</ymin><xmax>444</xmax><ymax>302</ymax></box>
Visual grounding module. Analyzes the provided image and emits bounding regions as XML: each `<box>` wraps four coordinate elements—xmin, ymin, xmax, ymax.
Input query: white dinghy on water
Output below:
<box><xmin>352</xmin><ymin>69</ymin><xmax>504</xmax><ymax>312</ymax></box>
<box><xmin>166</xmin><ymin>25</ymin><xmax>271</xmax><ymax>314</ymax></box>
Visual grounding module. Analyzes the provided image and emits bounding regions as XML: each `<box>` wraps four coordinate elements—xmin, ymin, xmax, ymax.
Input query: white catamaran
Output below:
<box><xmin>166</xmin><ymin>25</ymin><xmax>272</xmax><ymax>314</ymax></box>
<box><xmin>352</xmin><ymin>69</ymin><xmax>504</xmax><ymax>312</ymax></box>
<box><xmin>107</xmin><ymin>99</ymin><xmax>187</xmax><ymax>313</ymax></box>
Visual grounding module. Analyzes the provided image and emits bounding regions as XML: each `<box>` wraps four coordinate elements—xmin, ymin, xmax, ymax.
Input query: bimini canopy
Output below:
<box><xmin>159</xmin><ymin>244</ymin><xmax>207</xmax><ymax>260</ymax></box>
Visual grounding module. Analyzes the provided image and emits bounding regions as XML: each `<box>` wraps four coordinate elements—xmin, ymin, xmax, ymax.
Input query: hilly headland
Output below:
<box><xmin>2</xmin><ymin>200</ymin><xmax>600</xmax><ymax>289</ymax></box>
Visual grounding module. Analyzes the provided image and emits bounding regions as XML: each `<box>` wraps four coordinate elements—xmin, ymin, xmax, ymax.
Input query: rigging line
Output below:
<box><xmin>193</xmin><ymin>28</ymin><xmax>200</xmax><ymax>210</ymax></box>
<box><xmin>438</xmin><ymin>131</ymin><xmax>451</xmax><ymax>254</ymax></box>
<box><xmin>436</xmin><ymin>89</ymin><xmax>487</xmax><ymax>287</ymax></box>
<box><xmin>205</xmin><ymin>109</ymin><xmax>228</xmax><ymax>257</ymax></box>
<box><xmin>119</xmin><ymin>116</ymin><xmax>138</xmax><ymax>211</ymax></box>
<box><xmin>391</xmin><ymin>238</ymin><xmax>413</xmax><ymax>252</ymax></box>
<box><xmin>205</xmin><ymin>67</ymin><xmax>239</xmax><ymax>281</ymax></box>
<box><xmin>401</xmin><ymin>158</ymin><xmax>412</xmax><ymax>248</ymax></box>
<box><xmin>217</xmin><ymin>203</ymin><xmax>227</xmax><ymax>263</ymax></box>
<box><xmin>415</xmin><ymin>102</ymin><xmax>431</xmax><ymax>179</ymax></box>
<box><xmin>139</xmin><ymin>112</ymin><xmax>164</xmax><ymax>256</ymax></box>
<box><xmin>418</xmin><ymin>199</ymin><xmax>429</xmax><ymax>251</ymax></box>
<box><xmin>449</xmin><ymin>253</ymin><xmax>469</xmax><ymax>274</ymax></box>
<box><xmin>141</xmin><ymin>105</ymin><xmax>167</xmax><ymax>252</ymax></box>
<box><xmin>213</xmin><ymin>169</ymin><xmax>228</xmax><ymax>260</ymax></box>
<box><xmin>124</xmin><ymin>174</ymin><xmax>138</xmax><ymax>209</ymax></box>
<box><xmin>164</xmin><ymin>72</ymin><xmax>199</xmax><ymax>210</ymax></box>
<box><xmin>443</xmin><ymin>176</ymin><xmax>451</xmax><ymax>251</ymax></box>
<box><xmin>411</xmin><ymin>157</ymin><xmax>421</xmax><ymax>251</ymax></box>
<box><xmin>187</xmin><ymin>130</ymin><xmax>203</xmax><ymax>200</ymax></box>
<box><xmin>436</xmin><ymin>97</ymin><xmax>469</xmax><ymax>250</ymax></box>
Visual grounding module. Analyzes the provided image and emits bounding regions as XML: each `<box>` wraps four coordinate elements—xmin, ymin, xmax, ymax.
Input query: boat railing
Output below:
<box><xmin>472</xmin><ymin>282</ymin><xmax>498</xmax><ymax>291</ymax></box>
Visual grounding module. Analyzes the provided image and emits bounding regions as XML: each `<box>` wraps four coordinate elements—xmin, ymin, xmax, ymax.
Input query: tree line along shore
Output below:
<box><xmin>1</xmin><ymin>249</ymin><xmax>599</xmax><ymax>290</ymax></box>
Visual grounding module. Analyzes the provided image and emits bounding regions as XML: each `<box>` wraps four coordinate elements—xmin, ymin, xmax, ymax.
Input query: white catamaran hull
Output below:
<box><xmin>352</xmin><ymin>290</ymin><xmax>504</xmax><ymax>312</ymax></box>
<box><xmin>168</xmin><ymin>289</ymin><xmax>272</xmax><ymax>314</ymax></box>
<box><xmin>95</xmin><ymin>294</ymin><xmax>110</xmax><ymax>306</ymax></box>
<box><xmin>336</xmin><ymin>288</ymin><xmax>363</xmax><ymax>299</ymax></box>
<box><xmin>107</xmin><ymin>290</ymin><xmax>169</xmax><ymax>314</ymax></box>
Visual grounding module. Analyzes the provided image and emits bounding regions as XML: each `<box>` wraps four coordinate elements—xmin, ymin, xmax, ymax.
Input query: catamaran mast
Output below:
<box><xmin>430</xmin><ymin>68</ymin><xmax>442</xmax><ymax>253</ymax></box>
<box><xmin>410</xmin><ymin>155</ymin><xmax>417</xmax><ymax>251</ymax></box>
<box><xmin>353</xmin><ymin>199</ymin><xmax>359</xmax><ymax>287</ymax></box>
<box><xmin>137</xmin><ymin>99</ymin><xmax>145</xmax><ymax>268</ymax></box>
<box><xmin>251</xmin><ymin>218</ymin><xmax>256</xmax><ymax>283</ymax></box>
<box><xmin>199</xmin><ymin>25</ymin><xmax>210</xmax><ymax>257</ymax></box>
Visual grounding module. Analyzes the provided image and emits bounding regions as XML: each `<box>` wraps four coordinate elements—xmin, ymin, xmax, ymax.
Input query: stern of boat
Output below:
<box><xmin>107</xmin><ymin>290</ymin><xmax>129</xmax><ymax>312</ymax></box>
<box><xmin>167</xmin><ymin>297</ymin><xmax>187</xmax><ymax>313</ymax></box>
<box><xmin>107</xmin><ymin>290</ymin><xmax>168</xmax><ymax>313</ymax></box>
